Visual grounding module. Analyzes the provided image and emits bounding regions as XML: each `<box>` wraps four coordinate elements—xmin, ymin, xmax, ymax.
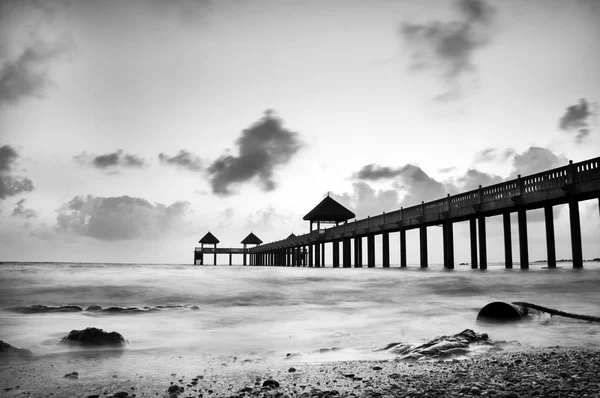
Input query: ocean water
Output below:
<box><xmin>1</xmin><ymin>262</ymin><xmax>600</xmax><ymax>368</ymax></box>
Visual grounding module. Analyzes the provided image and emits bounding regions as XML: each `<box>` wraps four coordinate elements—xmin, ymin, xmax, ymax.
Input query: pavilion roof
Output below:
<box><xmin>241</xmin><ymin>232</ymin><xmax>263</xmax><ymax>245</ymax></box>
<box><xmin>302</xmin><ymin>195</ymin><xmax>355</xmax><ymax>222</ymax></box>
<box><xmin>286</xmin><ymin>233</ymin><xmax>297</xmax><ymax>239</ymax></box>
<box><xmin>199</xmin><ymin>231</ymin><xmax>220</xmax><ymax>244</ymax></box>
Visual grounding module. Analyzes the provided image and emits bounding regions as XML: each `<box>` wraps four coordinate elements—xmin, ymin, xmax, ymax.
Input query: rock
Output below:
<box><xmin>288</xmin><ymin>367</ymin><xmax>297</xmax><ymax>372</ymax></box>
<box><xmin>112</xmin><ymin>392</ymin><xmax>128</xmax><ymax>398</ymax></box>
<box><xmin>60</xmin><ymin>327</ymin><xmax>127</xmax><ymax>346</ymax></box>
<box><xmin>372</xmin><ymin>366</ymin><xmax>382</xmax><ymax>371</ymax></box>
<box><xmin>387</xmin><ymin>329</ymin><xmax>497</xmax><ymax>361</ymax></box>
<box><xmin>262</xmin><ymin>380</ymin><xmax>280</xmax><ymax>388</ymax></box>
<box><xmin>470</xmin><ymin>386</ymin><xmax>481</xmax><ymax>395</ymax></box>
<box><xmin>85</xmin><ymin>305</ymin><xmax>102</xmax><ymax>311</ymax></box>
<box><xmin>63</xmin><ymin>372</ymin><xmax>79</xmax><ymax>379</ymax></box>
<box><xmin>0</xmin><ymin>340</ymin><xmax>33</xmax><ymax>360</ymax></box>
<box><xmin>4</xmin><ymin>305</ymin><xmax>82</xmax><ymax>314</ymax></box>
<box><xmin>167</xmin><ymin>385</ymin><xmax>183</xmax><ymax>394</ymax></box>
<box><xmin>496</xmin><ymin>393</ymin><xmax>519</xmax><ymax>398</ymax></box>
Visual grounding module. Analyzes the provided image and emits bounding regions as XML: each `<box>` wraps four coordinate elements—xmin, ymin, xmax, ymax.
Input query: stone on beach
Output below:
<box><xmin>60</xmin><ymin>327</ymin><xmax>127</xmax><ymax>346</ymax></box>
<box><xmin>0</xmin><ymin>340</ymin><xmax>33</xmax><ymax>360</ymax></box>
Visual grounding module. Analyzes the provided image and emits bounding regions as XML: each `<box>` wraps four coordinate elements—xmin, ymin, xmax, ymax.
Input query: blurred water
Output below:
<box><xmin>1</xmin><ymin>262</ymin><xmax>599</xmax><ymax>364</ymax></box>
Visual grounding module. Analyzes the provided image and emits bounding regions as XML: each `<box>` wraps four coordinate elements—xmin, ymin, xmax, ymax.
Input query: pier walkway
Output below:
<box><xmin>247</xmin><ymin>157</ymin><xmax>600</xmax><ymax>269</ymax></box>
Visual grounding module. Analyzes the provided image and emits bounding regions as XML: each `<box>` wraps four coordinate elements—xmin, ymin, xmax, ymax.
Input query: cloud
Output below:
<box><xmin>159</xmin><ymin>150</ymin><xmax>203</xmax><ymax>172</ymax></box>
<box><xmin>559</xmin><ymin>99</ymin><xmax>594</xmax><ymax>143</ymax></box>
<box><xmin>74</xmin><ymin>150</ymin><xmax>147</xmax><ymax>171</ymax></box>
<box><xmin>0</xmin><ymin>145</ymin><xmax>34</xmax><ymax>199</ymax></box>
<box><xmin>400</xmin><ymin>0</ymin><xmax>495</xmax><ymax>95</ymax></box>
<box><xmin>54</xmin><ymin>195</ymin><xmax>193</xmax><ymax>241</ymax></box>
<box><xmin>509</xmin><ymin>147</ymin><xmax>568</xmax><ymax>178</ymax></box>
<box><xmin>473</xmin><ymin>147</ymin><xmax>515</xmax><ymax>163</ymax></box>
<box><xmin>353</xmin><ymin>164</ymin><xmax>405</xmax><ymax>180</ymax></box>
<box><xmin>11</xmin><ymin>198</ymin><xmax>37</xmax><ymax>218</ymax></box>
<box><xmin>207</xmin><ymin>110</ymin><xmax>304</xmax><ymax>196</ymax></box>
<box><xmin>331</xmin><ymin>182</ymin><xmax>401</xmax><ymax>219</ymax></box>
<box><xmin>454</xmin><ymin>169</ymin><xmax>503</xmax><ymax>191</ymax></box>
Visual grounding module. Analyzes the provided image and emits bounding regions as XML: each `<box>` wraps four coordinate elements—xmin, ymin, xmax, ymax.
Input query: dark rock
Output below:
<box><xmin>60</xmin><ymin>327</ymin><xmax>127</xmax><ymax>346</ymax></box>
<box><xmin>64</xmin><ymin>372</ymin><xmax>79</xmax><ymax>379</ymax></box>
<box><xmin>167</xmin><ymin>385</ymin><xmax>183</xmax><ymax>394</ymax></box>
<box><xmin>477</xmin><ymin>302</ymin><xmax>528</xmax><ymax>323</ymax></box>
<box><xmin>372</xmin><ymin>366</ymin><xmax>382</xmax><ymax>371</ymax></box>
<box><xmin>101</xmin><ymin>307</ymin><xmax>144</xmax><ymax>314</ymax></box>
<box><xmin>87</xmin><ymin>395</ymin><xmax>100</xmax><ymax>398</ymax></box>
<box><xmin>85</xmin><ymin>305</ymin><xmax>102</xmax><ymax>311</ymax></box>
<box><xmin>496</xmin><ymin>393</ymin><xmax>519</xmax><ymax>398</ymax></box>
<box><xmin>386</xmin><ymin>329</ymin><xmax>498</xmax><ymax>361</ymax></box>
<box><xmin>4</xmin><ymin>304</ymin><xmax>82</xmax><ymax>314</ymax></box>
<box><xmin>262</xmin><ymin>380</ymin><xmax>280</xmax><ymax>388</ymax></box>
<box><xmin>288</xmin><ymin>367</ymin><xmax>297</xmax><ymax>372</ymax></box>
<box><xmin>0</xmin><ymin>340</ymin><xmax>33</xmax><ymax>360</ymax></box>
<box><xmin>112</xmin><ymin>392</ymin><xmax>128</xmax><ymax>398</ymax></box>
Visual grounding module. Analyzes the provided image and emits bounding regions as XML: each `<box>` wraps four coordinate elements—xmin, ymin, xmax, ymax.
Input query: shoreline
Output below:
<box><xmin>2</xmin><ymin>345</ymin><xmax>600</xmax><ymax>398</ymax></box>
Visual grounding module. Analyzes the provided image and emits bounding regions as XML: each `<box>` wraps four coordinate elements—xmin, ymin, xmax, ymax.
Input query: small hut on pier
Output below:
<box><xmin>303</xmin><ymin>194</ymin><xmax>355</xmax><ymax>232</ymax></box>
<box><xmin>198</xmin><ymin>231</ymin><xmax>220</xmax><ymax>265</ymax></box>
<box><xmin>241</xmin><ymin>232</ymin><xmax>263</xmax><ymax>266</ymax></box>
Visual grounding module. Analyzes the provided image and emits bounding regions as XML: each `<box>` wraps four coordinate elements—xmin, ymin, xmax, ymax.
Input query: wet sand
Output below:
<box><xmin>2</xmin><ymin>346</ymin><xmax>600</xmax><ymax>398</ymax></box>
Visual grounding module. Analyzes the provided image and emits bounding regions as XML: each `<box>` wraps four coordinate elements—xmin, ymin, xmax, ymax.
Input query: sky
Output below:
<box><xmin>0</xmin><ymin>0</ymin><xmax>599</xmax><ymax>264</ymax></box>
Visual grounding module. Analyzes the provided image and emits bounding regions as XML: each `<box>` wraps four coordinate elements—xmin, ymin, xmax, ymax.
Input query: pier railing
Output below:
<box><xmin>252</xmin><ymin>157</ymin><xmax>600</xmax><ymax>251</ymax></box>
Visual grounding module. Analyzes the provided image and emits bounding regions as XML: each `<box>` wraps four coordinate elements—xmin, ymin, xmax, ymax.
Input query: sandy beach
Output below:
<box><xmin>2</xmin><ymin>345</ymin><xmax>600</xmax><ymax>398</ymax></box>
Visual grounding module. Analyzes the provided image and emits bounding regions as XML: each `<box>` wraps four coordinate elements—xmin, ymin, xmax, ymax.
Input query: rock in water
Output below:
<box><xmin>476</xmin><ymin>302</ymin><xmax>528</xmax><ymax>323</ymax></box>
<box><xmin>4</xmin><ymin>305</ymin><xmax>82</xmax><ymax>314</ymax></box>
<box><xmin>60</xmin><ymin>327</ymin><xmax>127</xmax><ymax>346</ymax></box>
<box><xmin>85</xmin><ymin>305</ymin><xmax>102</xmax><ymax>311</ymax></box>
<box><xmin>387</xmin><ymin>329</ymin><xmax>499</xmax><ymax>361</ymax></box>
<box><xmin>0</xmin><ymin>340</ymin><xmax>33</xmax><ymax>360</ymax></box>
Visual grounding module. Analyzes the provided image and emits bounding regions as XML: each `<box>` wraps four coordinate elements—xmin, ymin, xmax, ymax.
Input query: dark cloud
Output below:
<box><xmin>559</xmin><ymin>99</ymin><xmax>594</xmax><ymax>143</ymax></box>
<box><xmin>207</xmin><ymin>110</ymin><xmax>304</xmax><ymax>196</ymax></box>
<box><xmin>455</xmin><ymin>169</ymin><xmax>503</xmax><ymax>191</ymax></box>
<box><xmin>159</xmin><ymin>150</ymin><xmax>203</xmax><ymax>172</ymax></box>
<box><xmin>331</xmin><ymin>182</ymin><xmax>400</xmax><ymax>220</ymax></box>
<box><xmin>509</xmin><ymin>147</ymin><xmax>568</xmax><ymax>178</ymax></box>
<box><xmin>0</xmin><ymin>145</ymin><xmax>34</xmax><ymax>199</ymax></box>
<box><xmin>74</xmin><ymin>150</ymin><xmax>147</xmax><ymax>170</ymax></box>
<box><xmin>55</xmin><ymin>195</ymin><xmax>192</xmax><ymax>241</ymax></box>
<box><xmin>473</xmin><ymin>147</ymin><xmax>516</xmax><ymax>163</ymax></box>
<box><xmin>11</xmin><ymin>198</ymin><xmax>37</xmax><ymax>218</ymax></box>
<box><xmin>400</xmin><ymin>0</ymin><xmax>495</xmax><ymax>92</ymax></box>
<box><xmin>353</xmin><ymin>164</ymin><xmax>404</xmax><ymax>180</ymax></box>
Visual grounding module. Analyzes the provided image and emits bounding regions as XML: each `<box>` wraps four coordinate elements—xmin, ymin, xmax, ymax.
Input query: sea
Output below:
<box><xmin>1</xmin><ymin>261</ymin><xmax>600</xmax><ymax>376</ymax></box>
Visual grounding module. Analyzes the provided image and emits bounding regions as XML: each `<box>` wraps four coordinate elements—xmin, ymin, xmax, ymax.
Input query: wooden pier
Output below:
<box><xmin>247</xmin><ymin>157</ymin><xmax>600</xmax><ymax>269</ymax></box>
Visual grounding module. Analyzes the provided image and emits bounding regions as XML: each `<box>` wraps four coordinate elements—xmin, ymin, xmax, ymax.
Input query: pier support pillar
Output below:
<box><xmin>400</xmin><ymin>229</ymin><xmax>407</xmax><ymax>268</ymax></box>
<box><xmin>367</xmin><ymin>234</ymin><xmax>375</xmax><ymax>267</ymax></box>
<box><xmin>354</xmin><ymin>236</ymin><xmax>362</xmax><ymax>267</ymax></box>
<box><xmin>321</xmin><ymin>242</ymin><xmax>325</xmax><ymax>267</ymax></box>
<box><xmin>518</xmin><ymin>208</ymin><xmax>529</xmax><ymax>269</ymax></box>
<box><xmin>544</xmin><ymin>206</ymin><xmax>556</xmax><ymax>268</ymax></box>
<box><xmin>229</xmin><ymin>250</ymin><xmax>232</xmax><ymax>266</ymax></box>
<box><xmin>382</xmin><ymin>231</ymin><xmax>390</xmax><ymax>268</ymax></box>
<box><xmin>443</xmin><ymin>220</ymin><xmax>454</xmax><ymax>269</ymax></box>
<box><xmin>419</xmin><ymin>224</ymin><xmax>428</xmax><ymax>268</ymax></box>
<box><xmin>343</xmin><ymin>238</ymin><xmax>351</xmax><ymax>268</ymax></box>
<box><xmin>470</xmin><ymin>218</ymin><xmax>478</xmax><ymax>269</ymax></box>
<box><xmin>315</xmin><ymin>242</ymin><xmax>321</xmax><ymax>267</ymax></box>
<box><xmin>309</xmin><ymin>244</ymin><xmax>313</xmax><ymax>267</ymax></box>
<box><xmin>503</xmin><ymin>212</ymin><xmax>513</xmax><ymax>269</ymax></box>
<box><xmin>333</xmin><ymin>240</ymin><xmax>339</xmax><ymax>267</ymax></box>
<box><xmin>478</xmin><ymin>216</ymin><xmax>487</xmax><ymax>270</ymax></box>
<box><xmin>569</xmin><ymin>198</ymin><xmax>583</xmax><ymax>268</ymax></box>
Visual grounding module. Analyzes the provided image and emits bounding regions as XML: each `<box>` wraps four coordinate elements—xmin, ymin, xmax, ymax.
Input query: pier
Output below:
<box><xmin>245</xmin><ymin>157</ymin><xmax>600</xmax><ymax>269</ymax></box>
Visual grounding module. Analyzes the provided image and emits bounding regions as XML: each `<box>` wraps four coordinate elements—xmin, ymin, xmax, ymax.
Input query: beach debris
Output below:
<box><xmin>477</xmin><ymin>301</ymin><xmax>600</xmax><ymax>323</ymax></box>
<box><xmin>60</xmin><ymin>327</ymin><xmax>127</xmax><ymax>346</ymax></box>
<box><xmin>262</xmin><ymin>379</ymin><xmax>280</xmax><ymax>388</ymax></box>
<box><xmin>0</xmin><ymin>340</ymin><xmax>33</xmax><ymax>360</ymax></box>
<box><xmin>3</xmin><ymin>304</ymin><xmax>82</xmax><ymax>314</ymax></box>
<box><xmin>382</xmin><ymin>329</ymin><xmax>499</xmax><ymax>361</ymax></box>
<box><xmin>63</xmin><ymin>372</ymin><xmax>79</xmax><ymax>379</ymax></box>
